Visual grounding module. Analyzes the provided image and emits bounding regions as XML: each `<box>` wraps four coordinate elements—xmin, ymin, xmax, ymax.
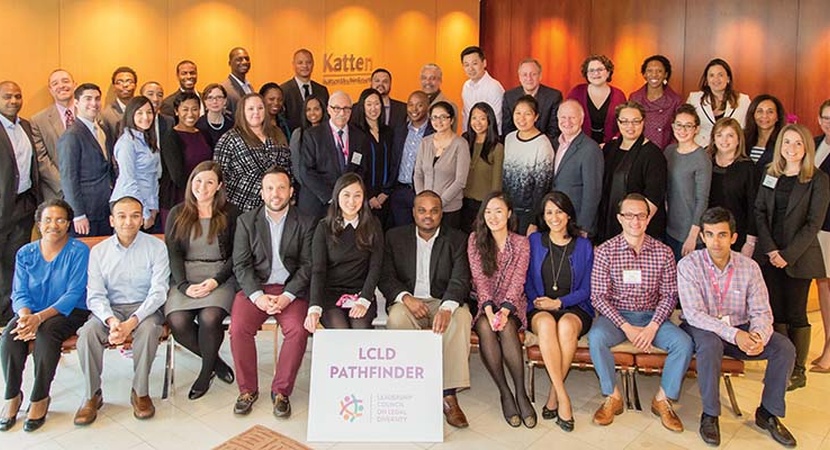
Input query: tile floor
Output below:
<box><xmin>2</xmin><ymin>312</ymin><xmax>830</xmax><ymax>449</ymax></box>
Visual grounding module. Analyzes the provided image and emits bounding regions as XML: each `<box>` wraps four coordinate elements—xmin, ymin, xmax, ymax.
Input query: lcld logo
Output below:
<box><xmin>322</xmin><ymin>53</ymin><xmax>373</xmax><ymax>86</ymax></box>
<box><xmin>339</xmin><ymin>394</ymin><xmax>364</xmax><ymax>422</ymax></box>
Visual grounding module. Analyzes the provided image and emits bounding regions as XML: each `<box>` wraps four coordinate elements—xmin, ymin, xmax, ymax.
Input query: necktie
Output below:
<box><xmin>336</xmin><ymin>129</ymin><xmax>347</xmax><ymax>167</ymax></box>
<box><xmin>303</xmin><ymin>84</ymin><xmax>311</xmax><ymax>100</ymax></box>
<box><xmin>94</xmin><ymin>125</ymin><xmax>108</xmax><ymax>160</ymax></box>
<box><xmin>64</xmin><ymin>108</ymin><xmax>75</xmax><ymax>129</ymax></box>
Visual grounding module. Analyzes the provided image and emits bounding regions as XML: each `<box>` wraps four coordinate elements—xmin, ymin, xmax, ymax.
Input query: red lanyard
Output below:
<box><xmin>704</xmin><ymin>254</ymin><xmax>734</xmax><ymax>318</ymax></box>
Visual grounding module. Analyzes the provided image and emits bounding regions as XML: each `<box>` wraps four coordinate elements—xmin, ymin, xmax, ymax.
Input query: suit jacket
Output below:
<box><xmin>296</xmin><ymin>123</ymin><xmax>369</xmax><ymax>218</ymax></box>
<box><xmin>233</xmin><ymin>206</ymin><xmax>316</xmax><ymax>299</ymax></box>
<box><xmin>0</xmin><ymin>118</ymin><xmax>39</xmax><ymax>230</ymax></box>
<box><xmin>280</xmin><ymin>78</ymin><xmax>330</xmax><ymax>132</ymax></box>
<box><xmin>99</xmin><ymin>101</ymin><xmax>123</xmax><ymax>153</ymax></box>
<box><xmin>388</xmin><ymin>98</ymin><xmax>408</xmax><ymax>130</ymax></box>
<box><xmin>552</xmin><ymin>132</ymin><xmax>604</xmax><ymax>236</ymax></box>
<box><xmin>57</xmin><ymin>120</ymin><xmax>114</xmax><ymax>222</ymax></box>
<box><xmin>221</xmin><ymin>75</ymin><xmax>250</xmax><ymax>117</ymax></box>
<box><xmin>687</xmin><ymin>91</ymin><xmax>751</xmax><ymax>147</ymax></box>
<box><xmin>815</xmin><ymin>135</ymin><xmax>830</xmax><ymax>231</ymax></box>
<box><xmin>378</xmin><ymin>224</ymin><xmax>470</xmax><ymax>310</ymax></box>
<box><xmin>754</xmin><ymin>169</ymin><xmax>830</xmax><ymax>279</ymax></box>
<box><xmin>160</xmin><ymin>89</ymin><xmax>202</xmax><ymax>118</ymax></box>
<box><xmin>158</xmin><ymin>116</ymin><xmax>186</xmax><ymax>210</ymax></box>
<box><xmin>502</xmin><ymin>84</ymin><xmax>563</xmax><ymax>142</ymax></box>
<box><xmin>30</xmin><ymin>104</ymin><xmax>65</xmax><ymax>199</ymax></box>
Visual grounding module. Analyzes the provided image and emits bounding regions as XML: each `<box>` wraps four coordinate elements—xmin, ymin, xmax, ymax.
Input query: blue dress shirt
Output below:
<box><xmin>12</xmin><ymin>238</ymin><xmax>89</xmax><ymax>315</ymax></box>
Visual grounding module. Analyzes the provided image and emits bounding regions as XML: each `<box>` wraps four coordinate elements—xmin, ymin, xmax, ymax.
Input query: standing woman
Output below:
<box><xmin>468</xmin><ymin>192</ymin><xmax>534</xmax><ymax>428</ymax></box>
<box><xmin>628</xmin><ymin>55</ymin><xmax>682</xmax><ymax>150</ymax></box>
<box><xmin>213</xmin><ymin>93</ymin><xmax>292</xmax><ymax>212</ymax></box>
<box><xmin>755</xmin><ymin>123</ymin><xmax>830</xmax><ymax>391</ymax></box>
<box><xmin>812</xmin><ymin>100</ymin><xmax>830</xmax><ymax>372</ymax></box>
<box><xmin>165</xmin><ymin>161</ymin><xmax>238</xmax><ymax>400</ymax></box>
<box><xmin>462</xmin><ymin>102</ymin><xmax>504</xmax><ymax>233</ymax></box>
<box><xmin>196</xmin><ymin>84</ymin><xmax>234</xmax><ymax>149</ymax></box>
<box><xmin>414</xmin><ymin>101</ymin><xmax>470</xmax><ymax>230</ymax></box>
<box><xmin>351</xmin><ymin>88</ymin><xmax>395</xmax><ymax>228</ymax></box>
<box><xmin>687</xmin><ymin>58</ymin><xmax>751</xmax><ymax>147</ymax></box>
<box><xmin>0</xmin><ymin>200</ymin><xmax>89</xmax><ymax>432</ymax></box>
<box><xmin>665</xmin><ymin>105</ymin><xmax>711</xmax><ymax>260</ymax></box>
<box><xmin>707</xmin><ymin>118</ymin><xmax>758</xmax><ymax>254</ymax></box>
<box><xmin>744</xmin><ymin>94</ymin><xmax>786</xmax><ymax>167</ymax></box>
<box><xmin>503</xmin><ymin>95</ymin><xmax>554</xmax><ymax>234</ymax></box>
<box><xmin>259</xmin><ymin>83</ymin><xmax>292</xmax><ymax>142</ymax></box>
<box><xmin>596</xmin><ymin>101</ymin><xmax>667</xmax><ymax>243</ymax></box>
<box><xmin>566</xmin><ymin>55</ymin><xmax>627</xmax><ymax>146</ymax></box>
<box><xmin>110</xmin><ymin>96</ymin><xmax>161</xmax><ymax>231</ymax></box>
<box><xmin>304</xmin><ymin>173</ymin><xmax>383</xmax><ymax>332</ymax></box>
<box><xmin>289</xmin><ymin>96</ymin><xmax>327</xmax><ymax>182</ymax></box>
<box><xmin>525</xmin><ymin>192</ymin><xmax>594</xmax><ymax>432</ymax></box>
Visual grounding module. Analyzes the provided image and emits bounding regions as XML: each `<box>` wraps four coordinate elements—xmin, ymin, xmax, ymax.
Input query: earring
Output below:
<box><xmin>663</xmin><ymin>79</ymin><xmax>668</xmax><ymax>85</ymax></box>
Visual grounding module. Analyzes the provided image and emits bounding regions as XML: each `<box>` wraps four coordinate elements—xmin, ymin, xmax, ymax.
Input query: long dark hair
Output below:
<box><xmin>121</xmin><ymin>96</ymin><xmax>158</xmax><ymax>152</ymax></box>
<box><xmin>326</xmin><ymin>173</ymin><xmax>378</xmax><ymax>251</ymax></box>
<box><xmin>698</xmin><ymin>58</ymin><xmax>739</xmax><ymax>111</ymax></box>
<box><xmin>170</xmin><ymin>161</ymin><xmax>229</xmax><ymax>244</ymax></box>
<box><xmin>744</xmin><ymin>94</ymin><xmax>786</xmax><ymax>155</ymax></box>
<box><xmin>301</xmin><ymin>95</ymin><xmax>327</xmax><ymax>130</ymax></box>
<box><xmin>474</xmin><ymin>192</ymin><xmax>517</xmax><ymax>277</ymax></box>
<box><xmin>351</xmin><ymin>88</ymin><xmax>388</xmax><ymax>135</ymax></box>
<box><xmin>465</xmin><ymin>102</ymin><xmax>499</xmax><ymax>163</ymax></box>
<box><xmin>537</xmin><ymin>191</ymin><xmax>580</xmax><ymax>238</ymax></box>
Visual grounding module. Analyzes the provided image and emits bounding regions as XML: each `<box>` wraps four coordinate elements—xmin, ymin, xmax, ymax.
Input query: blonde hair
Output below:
<box><xmin>767</xmin><ymin>123</ymin><xmax>816</xmax><ymax>183</ymax></box>
<box><xmin>706</xmin><ymin>117</ymin><xmax>748</xmax><ymax>162</ymax></box>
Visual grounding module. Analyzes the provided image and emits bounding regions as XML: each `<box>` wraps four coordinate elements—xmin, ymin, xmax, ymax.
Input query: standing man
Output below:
<box><xmin>221</xmin><ymin>47</ymin><xmax>253</xmax><ymax>117</ymax></box>
<box><xmin>420</xmin><ymin>64</ymin><xmax>457</xmax><ymax>132</ymax></box>
<box><xmin>679</xmin><ymin>207</ymin><xmax>797</xmax><ymax>447</ymax></box>
<box><xmin>230</xmin><ymin>167</ymin><xmax>315</xmax><ymax>418</ymax></box>
<box><xmin>100</xmin><ymin>66</ymin><xmax>137</xmax><ymax>142</ymax></box>
<box><xmin>73</xmin><ymin>196</ymin><xmax>169</xmax><ymax>424</ymax></box>
<box><xmin>502</xmin><ymin>58</ymin><xmax>562</xmax><ymax>142</ymax></box>
<box><xmin>281</xmin><ymin>49</ymin><xmax>330</xmax><ymax>131</ymax></box>
<box><xmin>370</xmin><ymin>68</ymin><xmax>407</xmax><ymax>130</ymax></box>
<box><xmin>589</xmin><ymin>193</ymin><xmax>692</xmax><ymax>431</ymax></box>
<box><xmin>31</xmin><ymin>69</ymin><xmax>76</xmax><ymax>200</ymax></box>
<box><xmin>460</xmin><ymin>46</ymin><xmax>504</xmax><ymax>133</ymax></box>
<box><xmin>58</xmin><ymin>83</ymin><xmax>115</xmax><ymax>237</ymax></box>
<box><xmin>380</xmin><ymin>190</ymin><xmax>473</xmax><ymax>428</ymax></box>
<box><xmin>0</xmin><ymin>81</ymin><xmax>39</xmax><ymax>326</ymax></box>
<box><xmin>389</xmin><ymin>91</ymin><xmax>433</xmax><ymax>227</ymax></box>
<box><xmin>160</xmin><ymin>60</ymin><xmax>201</xmax><ymax>117</ymax></box>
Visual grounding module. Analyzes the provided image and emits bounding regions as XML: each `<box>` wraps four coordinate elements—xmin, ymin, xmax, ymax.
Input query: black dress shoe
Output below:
<box><xmin>755</xmin><ymin>406</ymin><xmax>797</xmax><ymax>448</ymax></box>
<box><xmin>23</xmin><ymin>397</ymin><xmax>50</xmax><ymax>432</ymax></box>
<box><xmin>699</xmin><ymin>413</ymin><xmax>720</xmax><ymax>446</ymax></box>
<box><xmin>0</xmin><ymin>392</ymin><xmax>22</xmax><ymax>432</ymax></box>
<box><xmin>188</xmin><ymin>373</ymin><xmax>215</xmax><ymax>400</ymax></box>
<box><xmin>556</xmin><ymin>415</ymin><xmax>575</xmax><ymax>432</ymax></box>
<box><xmin>542</xmin><ymin>405</ymin><xmax>558</xmax><ymax>420</ymax></box>
<box><xmin>214</xmin><ymin>359</ymin><xmax>235</xmax><ymax>384</ymax></box>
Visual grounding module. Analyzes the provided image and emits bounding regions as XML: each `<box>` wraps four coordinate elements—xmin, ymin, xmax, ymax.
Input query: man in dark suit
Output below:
<box><xmin>230</xmin><ymin>166</ymin><xmax>315</xmax><ymax>419</ymax></box>
<box><xmin>160</xmin><ymin>60</ymin><xmax>201</xmax><ymax>118</ymax></box>
<box><xmin>31</xmin><ymin>69</ymin><xmax>76</xmax><ymax>200</ymax></box>
<box><xmin>296</xmin><ymin>91</ymin><xmax>368</xmax><ymax>219</ymax></box>
<box><xmin>100</xmin><ymin>67</ymin><xmax>137</xmax><ymax>144</ymax></box>
<box><xmin>221</xmin><ymin>47</ymin><xmax>253</xmax><ymax>117</ymax></box>
<box><xmin>370</xmin><ymin>68</ymin><xmax>407</xmax><ymax>130</ymax></box>
<box><xmin>280</xmin><ymin>49</ymin><xmax>330</xmax><ymax>131</ymax></box>
<box><xmin>0</xmin><ymin>81</ymin><xmax>40</xmax><ymax>326</ymax></box>
<box><xmin>58</xmin><ymin>83</ymin><xmax>114</xmax><ymax>237</ymax></box>
<box><xmin>502</xmin><ymin>58</ymin><xmax>563</xmax><ymax>142</ymax></box>
<box><xmin>379</xmin><ymin>190</ymin><xmax>473</xmax><ymax>428</ymax></box>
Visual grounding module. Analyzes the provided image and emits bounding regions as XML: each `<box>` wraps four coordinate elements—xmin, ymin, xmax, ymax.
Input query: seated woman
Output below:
<box><xmin>196</xmin><ymin>83</ymin><xmax>235</xmax><ymax>149</ymax></box>
<box><xmin>351</xmin><ymin>88</ymin><xmax>395</xmax><ymax>228</ymax></box>
<box><xmin>468</xmin><ymin>192</ymin><xmax>534</xmax><ymax>428</ymax></box>
<box><xmin>259</xmin><ymin>82</ymin><xmax>292</xmax><ymax>140</ymax></box>
<box><xmin>0</xmin><ymin>199</ymin><xmax>90</xmax><ymax>432</ymax></box>
<box><xmin>628</xmin><ymin>55</ymin><xmax>682</xmax><ymax>150</ymax></box>
<box><xmin>744</xmin><ymin>94</ymin><xmax>786</xmax><ymax>168</ymax></box>
<box><xmin>304</xmin><ymin>173</ymin><xmax>383</xmax><ymax>332</ymax></box>
<box><xmin>687</xmin><ymin>58</ymin><xmax>751</xmax><ymax>147</ymax></box>
<box><xmin>525</xmin><ymin>192</ymin><xmax>593</xmax><ymax>433</ymax></box>
<box><xmin>566</xmin><ymin>55</ymin><xmax>627</xmax><ymax>146</ymax></box>
<box><xmin>165</xmin><ymin>161</ymin><xmax>238</xmax><ymax>400</ymax></box>
<box><xmin>462</xmin><ymin>102</ymin><xmax>504</xmax><ymax>233</ymax></box>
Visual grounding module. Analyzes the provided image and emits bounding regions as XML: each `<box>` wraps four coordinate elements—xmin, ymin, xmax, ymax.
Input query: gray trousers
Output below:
<box><xmin>76</xmin><ymin>303</ymin><xmax>163</xmax><ymax>399</ymax></box>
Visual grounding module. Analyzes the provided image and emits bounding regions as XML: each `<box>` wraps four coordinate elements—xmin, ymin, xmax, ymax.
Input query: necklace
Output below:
<box><xmin>208</xmin><ymin>114</ymin><xmax>225</xmax><ymax>131</ymax></box>
<box><xmin>547</xmin><ymin>235</ymin><xmax>571</xmax><ymax>292</ymax></box>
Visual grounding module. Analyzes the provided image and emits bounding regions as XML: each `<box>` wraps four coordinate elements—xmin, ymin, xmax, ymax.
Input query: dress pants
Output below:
<box><xmin>588</xmin><ymin>310</ymin><xmax>693</xmax><ymax>399</ymax></box>
<box><xmin>0</xmin><ymin>190</ymin><xmax>36</xmax><ymax>324</ymax></box>
<box><xmin>389</xmin><ymin>184</ymin><xmax>415</xmax><ymax>227</ymax></box>
<box><xmin>229</xmin><ymin>285</ymin><xmax>309</xmax><ymax>396</ymax></box>
<box><xmin>681</xmin><ymin>322</ymin><xmax>794</xmax><ymax>417</ymax></box>
<box><xmin>386</xmin><ymin>299</ymin><xmax>472</xmax><ymax>390</ymax></box>
<box><xmin>76</xmin><ymin>303</ymin><xmax>164</xmax><ymax>399</ymax></box>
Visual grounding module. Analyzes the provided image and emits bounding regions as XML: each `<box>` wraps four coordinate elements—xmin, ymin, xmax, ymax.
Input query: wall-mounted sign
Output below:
<box><xmin>322</xmin><ymin>53</ymin><xmax>374</xmax><ymax>87</ymax></box>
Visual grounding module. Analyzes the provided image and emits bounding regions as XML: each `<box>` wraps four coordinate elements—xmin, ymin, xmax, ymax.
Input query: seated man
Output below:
<box><xmin>589</xmin><ymin>193</ymin><xmax>692</xmax><ymax>431</ymax></box>
<box><xmin>379</xmin><ymin>190</ymin><xmax>473</xmax><ymax>428</ymax></box>
<box><xmin>230</xmin><ymin>167</ymin><xmax>315</xmax><ymax>418</ymax></box>
<box><xmin>73</xmin><ymin>196</ymin><xmax>170</xmax><ymax>424</ymax></box>
<box><xmin>679</xmin><ymin>207</ymin><xmax>797</xmax><ymax>447</ymax></box>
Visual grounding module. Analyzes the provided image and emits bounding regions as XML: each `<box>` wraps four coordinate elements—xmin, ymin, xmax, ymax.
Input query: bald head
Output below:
<box><xmin>557</xmin><ymin>99</ymin><xmax>584</xmax><ymax>139</ymax></box>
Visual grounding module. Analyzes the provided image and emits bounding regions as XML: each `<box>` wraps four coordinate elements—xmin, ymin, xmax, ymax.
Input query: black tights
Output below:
<box><xmin>167</xmin><ymin>307</ymin><xmax>229</xmax><ymax>386</ymax></box>
<box><xmin>321</xmin><ymin>302</ymin><xmax>377</xmax><ymax>330</ymax></box>
<box><xmin>474</xmin><ymin>315</ymin><xmax>533</xmax><ymax>419</ymax></box>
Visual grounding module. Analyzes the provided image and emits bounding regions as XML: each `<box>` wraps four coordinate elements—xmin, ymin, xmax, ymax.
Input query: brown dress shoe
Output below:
<box><xmin>130</xmin><ymin>389</ymin><xmax>155</xmax><ymax>420</ymax></box>
<box><xmin>651</xmin><ymin>397</ymin><xmax>683</xmax><ymax>432</ymax></box>
<box><xmin>74</xmin><ymin>390</ymin><xmax>103</xmax><ymax>426</ymax></box>
<box><xmin>442</xmin><ymin>395</ymin><xmax>469</xmax><ymax>428</ymax></box>
<box><xmin>593</xmin><ymin>395</ymin><xmax>624</xmax><ymax>426</ymax></box>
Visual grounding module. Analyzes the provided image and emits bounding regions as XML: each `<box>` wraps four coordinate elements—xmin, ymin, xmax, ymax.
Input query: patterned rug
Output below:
<box><xmin>213</xmin><ymin>425</ymin><xmax>311</xmax><ymax>450</ymax></box>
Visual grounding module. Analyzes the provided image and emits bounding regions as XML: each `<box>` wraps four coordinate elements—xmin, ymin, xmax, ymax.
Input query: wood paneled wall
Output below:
<box><xmin>482</xmin><ymin>0</ymin><xmax>830</xmax><ymax>135</ymax></box>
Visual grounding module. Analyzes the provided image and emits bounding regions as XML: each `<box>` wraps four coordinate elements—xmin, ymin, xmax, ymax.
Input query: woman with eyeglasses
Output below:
<box><xmin>566</xmin><ymin>55</ymin><xmax>627</xmax><ymax>146</ymax></box>
<box><xmin>596</xmin><ymin>101</ymin><xmax>667</xmax><ymax>243</ymax></box>
<box><xmin>628</xmin><ymin>55</ymin><xmax>682</xmax><ymax>150</ymax></box>
<box><xmin>812</xmin><ymin>100</ymin><xmax>830</xmax><ymax>373</ymax></box>
<box><xmin>687</xmin><ymin>58</ymin><xmax>751</xmax><ymax>147</ymax></box>
<box><xmin>196</xmin><ymin>84</ymin><xmax>235</xmax><ymax>149</ymax></box>
<box><xmin>665</xmin><ymin>104</ymin><xmax>711</xmax><ymax>260</ymax></box>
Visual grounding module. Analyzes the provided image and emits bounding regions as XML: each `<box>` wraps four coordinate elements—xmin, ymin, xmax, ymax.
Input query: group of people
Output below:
<box><xmin>1</xmin><ymin>44</ymin><xmax>829</xmax><ymax>448</ymax></box>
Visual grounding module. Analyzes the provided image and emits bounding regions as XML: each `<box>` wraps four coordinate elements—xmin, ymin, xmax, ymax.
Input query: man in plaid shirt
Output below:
<box><xmin>589</xmin><ymin>193</ymin><xmax>692</xmax><ymax>431</ymax></box>
<box><xmin>679</xmin><ymin>207</ymin><xmax>796</xmax><ymax>447</ymax></box>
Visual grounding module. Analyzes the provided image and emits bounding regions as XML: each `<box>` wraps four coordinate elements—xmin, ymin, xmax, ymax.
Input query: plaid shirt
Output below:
<box><xmin>214</xmin><ymin>128</ymin><xmax>292</xmax><ymax>212</ymax></box>
<box><xmin>591</xmin><ymin>234</ymin><xmax>677</xmax><ymax>327</ymax></box>
<box><xmin>678</xmin><ymin>249</ymin><xmax>773</xmax><ymax>345</ymax></box>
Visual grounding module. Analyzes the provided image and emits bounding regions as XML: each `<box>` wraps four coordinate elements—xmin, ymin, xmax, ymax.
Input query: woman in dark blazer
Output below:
<box><xmin>811</xmin><ymin>99</ymin><xmax>830</xmax><ymax>372</ymax></box>
<box><xmin>755</xmin><ymin>123</ymin><xmax>830</xmax><ymax>391</ymax></box>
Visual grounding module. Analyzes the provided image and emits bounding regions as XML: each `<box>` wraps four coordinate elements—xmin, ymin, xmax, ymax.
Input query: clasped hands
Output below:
<box><xmin>11</xmin><ymin>313</ymin><xmax>42</xmax><ymax>341</ymax></box>
<box><xmin>106</xmin><ymin>316</ymin><xmax>139</xmax><ymax>345</ymax></box>
<box><xmin>484</xmin><ymin>305</ymin><xmax>511</xmax><ymax>332</ymax></box>
<box><xmin>736</xmin><ymin>330</ymin><xmax>764</xmax><ymax>356</ymax></box>
<box><xmin>767</xmin><ymin>250</ymin><xmax>788</xmax><ymax>269</ymax></box>
<box><xmin>621</xmin><ymin>321</ymin><xmax>660</xmax><ymax>352</ymax></box>
<box><xmin>402</xmin><ymin>294</ymin><xmax>451</xmax><ymax>334</ymax></box>
<box><xmin>186</xmin><ymin>278</ymin><xmax>219</xmax><ymax>298</ymax></box>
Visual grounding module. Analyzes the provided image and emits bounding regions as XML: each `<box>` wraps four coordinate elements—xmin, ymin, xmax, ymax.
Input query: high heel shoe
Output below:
<box><xmin>542</xmin><ymin>405</ymin><xmax>558</xmax><ymax>420</ymax></box>
<box><xmin>214</xmin><ymin>359</ymin><xmax>235</xmax><ymax>384</ymax></box>
<box><xmin>188</xmin><ymin>373</ymin><xmax>216</xmax><ymax>400</ymax></box>
<box><xmin>23</xmin><ymin>396</ymin><xmax>50</xmax><ymax>432</ymax></box>
<box><xmin>0</xmin><ymin>392</ymin><xmax>23</xmax><ymax>431</ymax></box>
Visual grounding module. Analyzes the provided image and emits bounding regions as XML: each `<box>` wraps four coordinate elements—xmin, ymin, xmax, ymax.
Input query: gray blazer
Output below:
<box><xmin>30</xmin><ymin>104</ymin><xmax>65</xmax><ymax>199</ymax></box>
<box><xmin>413</xmin><ymin>135</ymin><xmax>470</xmax><ymax>213</ymax></box>
<box><xmin>552</xmin><ymin>132</ymin><xmax>603</xmax><ymax>236</ymax></box>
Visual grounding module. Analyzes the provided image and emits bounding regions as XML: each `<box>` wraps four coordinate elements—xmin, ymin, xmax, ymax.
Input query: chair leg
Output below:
<box><xmin>528</xmin><ymin>362</ymin><xmax>536</xmax><ymax>404</ymax></box>
<box><xmin>630</xmin><ymin>369</ymin><xmax>642</xmax><ymax>411</ymax></box>
<box><xmin>162</xmin><ymin>337</ymin><xmax>174</xmax><ymax>400</ymax></box>
<box><xmin>620</xmin><ymin>370</ymin><xmax>632</xmax><ymax>410</ymax></box>
<box><xmin>723</xmin><ymin>374</ymin><xmax>742</xmax><ymax>417</ymax></box>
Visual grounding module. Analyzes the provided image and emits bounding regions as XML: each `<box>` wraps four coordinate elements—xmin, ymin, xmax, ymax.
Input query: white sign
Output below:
<box><xmin>306</xmin><ymin>329</ymin><xmax>443</xmax><ymax>442</ymax></box>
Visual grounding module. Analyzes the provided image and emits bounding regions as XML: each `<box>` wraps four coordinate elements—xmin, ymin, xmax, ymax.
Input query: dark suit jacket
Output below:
<box><xmin>99</xmin><ymin>101</ymin><xmax>123</xmax><ymax>153</ymax></box>
<box><xmin>815</xmin><ymin>135</ymin><xmax>830</xmax><ymax>232</ymax></box>
<box><xmin>754</xmin><ymin>169</ymin><xmax>830</xmax><ymax>279</ymax></box>
<box><xmin>378</xmin><ymin>224</ymin><xmax>471</xmax><ymax>311</ymax></box>
<box><xmin>160</xmin><ymin>88</ymin><xmax>201</xmax><ymax>118</ymax></box>
<box><xmin>0</xmin><ymin>118</ymin><xmax>39</xmax><ymax>231</ymax></box>
<box><xmin>30</xmin><ymin>104</ymin><xmax>65</xmax><ymax>199</ymax></box>
<box><xmin>280</xmin><ymin>78</ymin><xmax>330</xmax><ymax>132</ymax></box>
<box><xmin>57</xmin><ymin>120</ymin><xmax>114</xmax><ymax>222</ymax></box>
<box><xmin>297</xmin><ymin>123</ymin><xmax>369</xmax><ymax>218</ymax></box>
<box><xmin>502</xmin><ymin>84</ymin><xmax>563</xmax><ymax>141</ymax></box>
<box><xmin>552</xmin><ymin>132</ymin><xmax>604</xmax><ymax>236</ymax></box>
<box><xmin>233</xmin><ymin>206</ymin><xmax>316</xmax><ymax>299</ymax></box>
<box><xmin>388</xmin><ymin>98</ymin><xmax>408</xmax><ymax>130</ymax></box>
<box><xmin>221</xmin><ymin>75</ymin><xmax>249</xmax><ymax>117</ymax></box>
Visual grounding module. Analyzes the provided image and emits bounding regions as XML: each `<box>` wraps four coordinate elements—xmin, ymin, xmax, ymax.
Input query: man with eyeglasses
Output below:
<box><xmin>296</xmin><ymin>90</ymin><xmax>368</xmax><ymax>219</ymax></box>
<box><xmin>100</xmin><ymin>66</ymin><xmax>137</xmax><ymax>145</ymax></box>
<box><xmin>588</xmin><ymin>193</ymin><xmax>693</xmax><ymax>432</ymax></box>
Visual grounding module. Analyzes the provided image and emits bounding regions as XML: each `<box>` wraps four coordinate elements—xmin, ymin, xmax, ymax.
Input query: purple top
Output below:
<box><xmin>566</xmin><ymin>83</ymin><xmax>627</xmax><ymax>146</ymax></box>
<box><xmin>629</xmin><ymin>85</ymin><xmax>683</xmax><ymax>150</ymax></box>
<box><xmin>178</xmin><ymin>130</ymin><xmax>213</xmax><ymax>176</ymax></box>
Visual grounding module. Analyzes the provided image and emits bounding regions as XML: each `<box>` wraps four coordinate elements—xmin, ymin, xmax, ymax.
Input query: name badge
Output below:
<box><xmin>623</xmin><ymin>270</ymin><xmax>642</xmax><ymax>284</ymax></box>
<box><xmin>719</xmin><ymin>315</ymin><xmax>731</xmax><ymax>326</ymax></box>
<box><xmin>762</xmin><ymin>175</ymin><xmax>778</xmax><ymax>189</ymax></box>
<box><xmin>351</xmin><ymin>152</ymin><xmax>363</xmax><ymax>165</ymax></box>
